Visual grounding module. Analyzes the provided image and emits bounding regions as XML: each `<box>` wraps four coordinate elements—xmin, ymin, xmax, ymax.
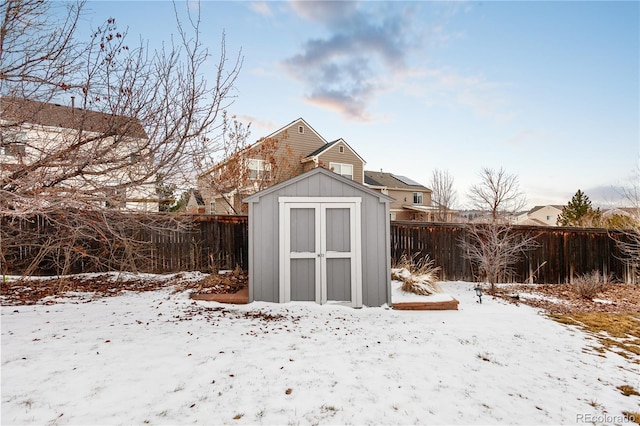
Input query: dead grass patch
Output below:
<box><xmin>623</xmin><ymin>411</ymin><xmax>640</xmax><ymax>425</ymax></box>
<box><xmin>550</xmin><ymin>312</ymin><xmax>640</xmax><ymax>363</ymax></box>
<box><xmin>617</xmin><ymin>385</ymin><xmax>640</xmax><ymax>397</ymax></box>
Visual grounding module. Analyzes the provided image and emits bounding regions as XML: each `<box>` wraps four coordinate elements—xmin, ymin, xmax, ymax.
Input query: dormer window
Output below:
<box><xmin>298</xmin><ymin>126</ymin><xmax>304</xmax><ymax>134</ymax></box>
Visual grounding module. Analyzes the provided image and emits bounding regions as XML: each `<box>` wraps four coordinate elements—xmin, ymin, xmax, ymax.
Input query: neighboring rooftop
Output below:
<box><xmin>364</xmin><ymin>170</ymin><xmax>430</xmax><ymax>191</ymax></box>
<box><xmin>0</xmin><ymin>97</ymin><xmax>148</xmax><ymax>139</ymax></box>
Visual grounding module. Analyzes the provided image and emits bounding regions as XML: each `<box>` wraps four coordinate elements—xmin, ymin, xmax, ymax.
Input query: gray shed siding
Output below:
<box><xmin>246</xmin><ymin>168</ymin><xmax>391</xmax><ymax>307</ymax></box>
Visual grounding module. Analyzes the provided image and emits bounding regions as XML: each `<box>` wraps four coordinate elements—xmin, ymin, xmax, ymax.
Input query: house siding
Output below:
<box><xmin>317</xmin><ymin>141</ymin><xmax>364</xmax><ymax>184</ymax></box>
<box><xmin>199</xmin><ymin>120</ymin><xmax>327</xmax><ymax>212</ymax></box>
<box><xmin>385</xmin><ymin>188</ymin><xmax>432</xmax><ymax>210</ymax></box>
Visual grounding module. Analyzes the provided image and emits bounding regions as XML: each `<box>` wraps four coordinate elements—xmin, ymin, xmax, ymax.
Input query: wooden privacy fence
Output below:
<box><xmin>2</xmin><ymin>214</ymin><xmax>636</xmax><ymax>283</ymax></box>
<box><xmin>143</xmin><ymin>215</ymin><xmax>248</xmax><ymax>273</ymax></box>
<box><xmin>1</xmin><ymin>214</ymin><xmax>248</xmax><ymax>275</ymax></box>
<box><xmin>390</xmin><ymin>221</ymin><xmax>636</xmax><ymax>284</ymax></box>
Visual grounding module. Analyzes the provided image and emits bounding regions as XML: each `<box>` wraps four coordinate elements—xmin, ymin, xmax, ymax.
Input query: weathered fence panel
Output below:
<box><xmin>1</xmin><ymin>214</ymin><xmax>248</xmax><ymax>275</ymax></box>
<box><xmin>2</xmin><ymin>213</ymin><xmax>635</xmax><ymax>283</ymax></box>
<box><xmin>390</xmin><ymin>221</ymin><xmax>634</xmax><ymax>284</ymax></box>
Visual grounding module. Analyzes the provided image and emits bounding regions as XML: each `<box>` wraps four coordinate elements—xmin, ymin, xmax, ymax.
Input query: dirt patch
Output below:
<box><xmin>493</xmin><ymin>283</ymin><xmax>640</xmax><ymax>314</ymax></box>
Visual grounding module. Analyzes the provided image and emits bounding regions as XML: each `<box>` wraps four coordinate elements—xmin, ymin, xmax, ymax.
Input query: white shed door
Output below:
<box><xmin>279</xmin><ymin>198</ymin><xmax>362</xmax><ymax>307</ymax></box>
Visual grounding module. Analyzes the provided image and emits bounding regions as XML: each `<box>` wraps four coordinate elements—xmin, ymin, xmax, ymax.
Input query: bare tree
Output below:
<box><xmin>0</xmin><ymin>0</ymin><xmax>242</xmax><ymax>275</ymax></box>
<box><xmin>459</xmin><ymin>223</ymin><xmax>540</xmax><ymax>292</ymax></box>
<box><xmin>610</xmin><ymin>161</ymin><xmax>640</xmax><ymax>283</ymax></box>
<box><xmin>468</xmin><ymin>167</ymin><xmax>526</xmax><ymax>222</ymax></box>
<box><xmin>197</xmin><ymin>118</ymin><xmax>301</xmax><ymax>215</ymax></box>
<box><xmin>430</xmin><ymin>169</ymin><xmax>456</xmax><ymax>222</ymax></box>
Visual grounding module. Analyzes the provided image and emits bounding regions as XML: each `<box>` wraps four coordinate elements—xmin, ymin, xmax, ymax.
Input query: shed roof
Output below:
<box><xmin>244</xmin><ymin>166</ymin><xmax>394</xmax><ymax>204</ymax></box>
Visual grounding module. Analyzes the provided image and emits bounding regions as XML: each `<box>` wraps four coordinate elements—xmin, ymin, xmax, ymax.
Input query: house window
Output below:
<box><xmin>339</xmin><ymin>145</ymin><xmax>344</xmax><ymax>153</ymax></box>
<box><xmin>210</xmin><ymin>201</ymin><xmax>216</xmax><ymax>215</ymax></box>
<box><xmin>546</xmin><ymin>215</ymin><xmax>553</xmax><ymax>221</ymax></box>
<box><xmin>329</xmin><ymin>162</ymin><xmax>353</xmax><ymax>180</ymax></box>
<box><xmin>413</xmin><ymin>192</ymin><xmax>423</xmax><ymax>204</ymax></box>
<box><xmin>1</xmin><ymin>130</ymin><xmax>27</xmax><ymax>157</ymax></box>
<box><xmin>247</xmin><ymin>158</ymin><xmax>271</xmax><ymax>180</ymax></box>
<box><xmin>298</xmin><ymin>126</ymin><xmax>304</xmax><ymax>134</ymax></box>
<box><xmin>2</xmin><ymin>143</ymin><xmax>26</xmax><ymax>157</ymax></box>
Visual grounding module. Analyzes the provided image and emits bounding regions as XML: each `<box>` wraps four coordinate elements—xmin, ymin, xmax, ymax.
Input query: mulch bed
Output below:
<box><xmin>493</xmin><ymin>283</ymin><xmax>640</xmax><ymax>314</ymax></box>
<box><xmin>1</xmin><ymin>271</ymin><xmax>249</xmax><ymax>306</ymax></box>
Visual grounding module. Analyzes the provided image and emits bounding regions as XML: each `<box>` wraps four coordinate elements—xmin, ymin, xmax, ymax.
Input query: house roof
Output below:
<box><xmin>189</xmin><ymin>190</ymin><xmax>205</xmax><ymax>206</ymax></box>
<box><xmin>364</xmin><ymin>171</ymin><xmax>431</xmax><ymax>192</ymax></box>
<box><xmin>243</xmin><ymin>166</ymin><xmax>394</xmax><ymax>204</ymax></box>
<box><xmin>198</xmin><ymin>117</ymin><xmax>327</xmax><ymax>178</ymax></box>
<box><xmin>305</xmin><ymin>139</ymin><xmax>339</xmax><ymax>158</ymax></box>
<box><xmin>303</xmin><ymin>138</ymin><xmax>366</xmax><ymax>164</ymax></box>
<box><xmin>262</xmin><ymin>117</ymin><xmax>327</xmax><ymax>144</ymax></box>
<box><xmin>0</xmin><ymin>97</ymin><xmax>148</xmax><ymax>139</ymax></box>
<box><xmin>528</xmin><ymin>205</ymin><xmax>563</xmax><ymax>214</ymax></box>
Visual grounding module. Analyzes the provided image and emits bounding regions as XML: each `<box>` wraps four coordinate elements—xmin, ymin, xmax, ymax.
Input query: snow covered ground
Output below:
<box><xmin>2</xmin><ymin>280</ymin><xmax>639</xmax><ymax>425</ymax></box>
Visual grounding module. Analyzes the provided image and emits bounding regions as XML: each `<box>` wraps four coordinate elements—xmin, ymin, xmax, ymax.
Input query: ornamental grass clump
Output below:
<box><xmin>392</xmin><ymin>253</ymin><xmax>442</xmax><ymax>295</ymax></box>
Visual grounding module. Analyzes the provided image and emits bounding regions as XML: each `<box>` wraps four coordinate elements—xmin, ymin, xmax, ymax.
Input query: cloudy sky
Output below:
<box><xmin>82</xmin><ymin>1</ymin><xmax>639</xmax><ymax>209</ymax></box>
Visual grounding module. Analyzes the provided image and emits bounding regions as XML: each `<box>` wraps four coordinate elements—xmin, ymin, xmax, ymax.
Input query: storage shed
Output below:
<box><xmin>244</xmin><ymin>167</ymin><xmax>394</xmax><ymax>307</ymax></box>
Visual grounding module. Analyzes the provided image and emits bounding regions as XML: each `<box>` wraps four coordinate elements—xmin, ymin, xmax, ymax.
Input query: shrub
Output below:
<box><xmin>573</xmin><ymin>270</ymin><xmax>611</xmax><ymax>299</ymax></box>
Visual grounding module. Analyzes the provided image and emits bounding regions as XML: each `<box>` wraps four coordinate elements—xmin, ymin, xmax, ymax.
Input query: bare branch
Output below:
<box><xmin>467</xmin><ymin>167</ymin><xmax>526</xmax><ymax>222</ymax></box>
<box><xmin>430</xmin><ymin>169</ymin><xmax>456</xmax><ymax>222</ymax></box>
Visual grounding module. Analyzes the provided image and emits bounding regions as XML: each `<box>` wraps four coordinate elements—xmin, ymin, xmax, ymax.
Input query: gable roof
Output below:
<box><xmin>244</xmin><ymin>166</ymin><xmax>394</xmax><ymax>204</ymax></box>
<box><xmin>188</xmin><ymin>189</ymin><xmax>205</xmax><ymax>206</ymax></box>
<box><xmin>262</xmin><ymin>117</ymin><xmax>327</xmax><ymax>144</ymax></box>
<box><xmin>1</xmin><ymin>96</ymin><xmax>148</xmax><ymax>139</ymax></box>
<box><xmin>198</xmin><ymin>117</ymin><xmax>327</xmax><ymax>178</ymax></box>
<box><xmin>364</xmin><ymin>171</ymin><xmax>431</xmax><ymax>192</ymax></box>
<box><xmin>528</xmin><ymin>205</ymin><xmax>563</xmax><ymax>214</ymax></box>
<box><xmin>305</xmin><ymin>140</ymin><xmax>339</xmax><ymax>158</ymax></box>
<box><xmin>303</xmin><ymin>138</ymin><xmax>366</xmax><ymax>164</ymax></box>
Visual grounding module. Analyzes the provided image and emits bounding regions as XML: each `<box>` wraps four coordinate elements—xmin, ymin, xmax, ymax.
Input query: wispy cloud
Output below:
<box><xmin>249</xmin><ymin>2</ymin><xmax>273</xmax><ymax>17</ymax></box>
<box><xmin>400</xmin><ymin>67</ymin><xmax>514</xmax><ymax>123</ymax></box>
<box><xmin>282</xmin><ymin>1</ymin><xmax>419</xmax><ymax>121</ymax></box>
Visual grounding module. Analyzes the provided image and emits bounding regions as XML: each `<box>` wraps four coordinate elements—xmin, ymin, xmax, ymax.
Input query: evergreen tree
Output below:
<box><xmin>557</xmin><ymin>190</ymin><xmax>601</xmax><ymax>226</ymax></box>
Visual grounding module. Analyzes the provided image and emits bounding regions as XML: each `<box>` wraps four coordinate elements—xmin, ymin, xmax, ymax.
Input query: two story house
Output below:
<box><xmin>0</xmin><ymin>97</ymin><xmax>158</xmax><ymax>211</ymax></box>
<box><xmin>196</xmin><ymin>118</ymin><xmax>365</xmax><ymax>214</ymax></box>
<box><xmin>515</xmin><ymin>205</ymin><xmax>564</xmax><ymax>226</ymax></box>
<box><xmin>364</xmin><ymin>171</ymin><xmax>444</xmax><ymax>221</ymax></box>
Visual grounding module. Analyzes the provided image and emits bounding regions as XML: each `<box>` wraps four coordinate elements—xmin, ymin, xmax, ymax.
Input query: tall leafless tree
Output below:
<box><xmin>0</xmin><ymin>0</ymin><xmax>242</xmax><ymax>275</ymax></box>
<box><xmin>429</xmin><ymin>168</ymin><xmax>456</xmax><ymax>222</ymax></box>
<box><xmin>459</xmin><ymin>223</ymin><xmax>540</xmax><ymax>292</ymax></box>
<box><xmin>610</xmin><ymin>160</ymin><xmax>640</xmax><ymax>283</ymax></box>
<box><xmin>467</xmin><ymin>166</ymin><xmax>526</xmax><ymax>222</ymax></box>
